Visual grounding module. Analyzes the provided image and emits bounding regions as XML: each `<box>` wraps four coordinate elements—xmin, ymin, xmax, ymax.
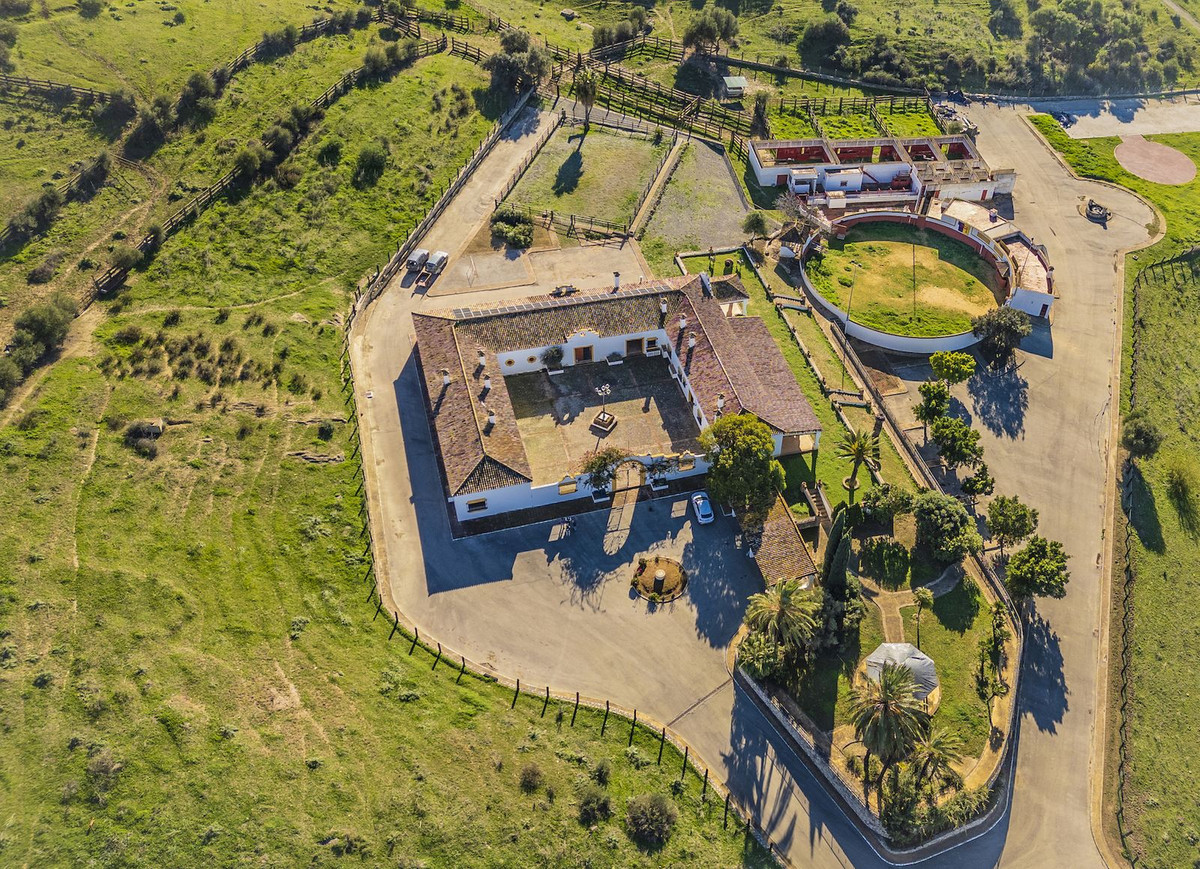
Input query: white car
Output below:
<box><xmin>691</xmin><ymin>491</ymin><xmax>714</xmax><ymax>525</ymax></box>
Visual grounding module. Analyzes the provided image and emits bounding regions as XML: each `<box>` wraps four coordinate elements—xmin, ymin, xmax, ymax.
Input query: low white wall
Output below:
<box><xmin>1008</xmin><ymin>287</ymin><xmax>1055</xmax><ymax>318</ymax></box>
<box><xmin>450</xmin><ymin>455</ymin><xmax>711</xmax><ymax>521</ymax></box>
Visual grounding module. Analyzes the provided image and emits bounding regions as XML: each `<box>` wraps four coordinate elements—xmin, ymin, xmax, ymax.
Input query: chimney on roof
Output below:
<box><xmin>660</xmin><ymin>297</ymin><xmax>668</xmax><ymax>315</ymax></box>
<box><xmin>679</xmin><ymin>314</ymin><xmax>688</xmax><ymax>329</ymax></box>
<box><xmin>482</xmin><ymin>373</ymin><xmax>491</xmax><ymax>392</ymax></box>
<box><xmin>441</xmin><ymin>369</ymin><xmax>451</xmax><ymax>387</ymax></box>
<box><xmin>486</xmin><ymin>407</ymin><xmax>496</xmax><ymax>426</ymax></box>
<box><xmin>477</xmin><ymin>349</ymin><xmax>486</xmax><ymax>368</ymax></box>
<box><xmin>613</xmin><ymin>271</ymin><xmax>620</xmax><ymax>292</ymax></box>
<box><xmin>700</xmin><ymin>272</ymin><xmax>712</xmax><ymax>297</ymax></box>
<box><xmin>688</xmin><ymin>333</ymin><xmax>697</xmax><ymax>349</ymax></box>
<box><xmin>717</xmin><ymin>393</ymin><xmax>725</xmax><ymax>412</ymax></box>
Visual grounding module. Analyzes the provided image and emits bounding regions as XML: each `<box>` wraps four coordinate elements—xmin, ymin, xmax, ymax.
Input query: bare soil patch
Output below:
<box><xmin>1115</xmin><ymin>135</ymin><xmax>1197</xmax><ymax>184</ymax></box>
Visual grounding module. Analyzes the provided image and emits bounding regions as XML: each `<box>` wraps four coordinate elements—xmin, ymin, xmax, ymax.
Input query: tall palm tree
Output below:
<box><xmin>744</xmin><ymin>580</ymin><xmax>820</xmax><ymax>650</ymax></box>
<box><xmin>909</xmin><ymin>727</ymin><xmax>964</xmax><ymax>798</ymax></box>
<box><xmin>848</xmin><ymin>663</ymin><xmax>929</xmax><ymax>806</ymax></box>
<box><xmin>835</xmin><ymin>431</ymin><xmax>879</xmax><ymax>501</ymax></box>
<box><xmin>913</xmin><ymin>586</ymin><xmax>934</xmax><ymax>650</ymax></box>
<box><xmin>574</xmin><ymin>69</ymin><xmax>597</xmax><ymax>132</ymax></box>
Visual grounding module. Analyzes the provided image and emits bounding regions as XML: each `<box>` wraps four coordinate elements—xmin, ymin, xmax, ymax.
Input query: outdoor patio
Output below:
<box><xmin>505</xmin><ymin>355</ymin><xmax>701</xmax><ymax>485</ymax></box>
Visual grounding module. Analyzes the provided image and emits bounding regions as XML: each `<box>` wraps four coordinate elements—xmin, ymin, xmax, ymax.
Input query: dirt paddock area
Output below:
<box><xmin>1114</xmin><ymin>135</ymin><xmax>1198</xmax><ymax>185</ymax></box>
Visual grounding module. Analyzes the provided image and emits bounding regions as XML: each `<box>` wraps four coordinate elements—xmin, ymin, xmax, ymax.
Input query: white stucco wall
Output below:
<box><xmin>450</xmin><ymin>455</ymin><xmax>711</xmax><ymax>521</ymax></box>
<box><xmin>1008</xmin><ymin>288</ymin><xmax>1055</xmax><ymax>318</ymax></box>
<box><xmin>492</xmin><ymin>328</ymin><xmax>672</xmax><ymax>375</ymax></box>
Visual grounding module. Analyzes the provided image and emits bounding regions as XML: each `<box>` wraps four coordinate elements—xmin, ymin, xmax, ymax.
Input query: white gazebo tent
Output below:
<box><xmin>865</xmin><ymin>642</ymin><xmax>940</xmax><ymax>711</ymax></box>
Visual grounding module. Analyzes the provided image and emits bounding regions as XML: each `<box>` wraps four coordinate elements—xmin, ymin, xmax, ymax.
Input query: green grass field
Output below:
<box><xmin>769</xmin><ymin>107</ymin><xmax>818</xmax><ymax>140</ymax></box>
<box><xmin>5</xmin><ymin>0</ymin><xmax>359</xmax><ymax>97</ymax></box>
<box><xmin>0</xmin><ymin>94</ymin><xmax>118</xmax><ymax>221</ymax></box>
<box><xmin>816</xmin><ymin>112</ymin><xmax>883</xmax><ymax>140</ymax></box>
<box><xmin>806</xmin><ymin>222</ymin><xmax>1000</xmax><ymax>338</ymax></box>
<box><xmin>878</xmin><ymin>104</ymin><xmax>942</xmax><ymax>138</ymax></box>
<box><xmin>1030</xmin><ymin>114</ymin><xmax>1200</xmax><ymax>869</ymax></box>
<box><xmin>0</xmin><ymin>52</ymin><xmax>768</xmax><ymax>866</ymax></box>
<box><xmin>508</xmin><ymin>126</ymin><xmax>669</xmax><ymax>225</ymax></box>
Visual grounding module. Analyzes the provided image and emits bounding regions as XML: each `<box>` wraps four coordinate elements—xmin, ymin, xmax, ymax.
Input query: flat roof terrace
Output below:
<box><xmin>505</xmin><ymin>356</ymin><xmax>701</xmax><ymax>486</ymax></box>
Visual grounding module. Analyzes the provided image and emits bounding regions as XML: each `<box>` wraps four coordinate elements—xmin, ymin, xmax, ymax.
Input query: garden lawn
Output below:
<box><xmin>507</xmin><ymin>126</ymin><xmax>669</xmax><ymax>226</ymax></box>
<box><xmin>787</xmin><ymin>605</ymin><xmax>885</xmax><ymax>733</ymax></box>
<box><xmin>900</xmin><ymin>579</ymin><xmax>992</xmax><ymax>757</ymax></box>
<box><xmin>0</xmin><ymin>59</ymin><xmax>767</xmax><ymax>869</ymax></box>
<box><xmin>0</xmin><ymin>95</ymin><xmax>117</xmax><ymax>220</ymax></box>
<box><xmin>807</xmin><ymin>222</ymin><xmax>1000</xmax><ymax>338</ymax></box>
<box><xmin>680</xmin><ymin>250</ymin><xmax>914</xmax><ymax>507</ymax></box>
<box><xmin>6</xmin><ymin>0</ymin><xmax>358</xmax><ymax>97</ymax></box>
<box><xmin>1031</xmin><ymin>114</ymin><xmax>1200</xmax><ymax>869</ymax></box>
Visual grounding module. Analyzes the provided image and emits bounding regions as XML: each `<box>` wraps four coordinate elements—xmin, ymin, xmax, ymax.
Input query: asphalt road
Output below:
<box><xmin>351</xmin><ymin>101</ymin><xmax>1156</xmax><ymax>868</ymax></box>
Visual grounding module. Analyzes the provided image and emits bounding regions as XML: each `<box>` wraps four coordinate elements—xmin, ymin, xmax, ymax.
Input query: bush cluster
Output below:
<box><xmin>490</xmin><ymin>211</ymin><xmax>533</xmax><ymax>249</ymax></box>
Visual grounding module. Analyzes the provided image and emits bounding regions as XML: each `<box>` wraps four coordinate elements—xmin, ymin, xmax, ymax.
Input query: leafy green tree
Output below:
<box><xmin>742</xmin><ymin>210</ymin><xmax>768</xmax><ymax>241</ymax></box>
<box><xmin>913</xmin><ymin>586</ymin><xmax>934</xmax><ymax>649</ymax></box>
<box><xmin>233</xmin><ymin>144</ymin><xmax>264</xmax><ymax>179</ymax></box>
<box><xmin>821</xmin><ymin>509</ymin><xmax>846</xmax><ymax>580</ymax></box>
<box><xmin>1121</xmin><ymin>410</ymin><xmax>1163</xmax><ymax>459</ymax></box>
<box><xmin>930</xmin><ymin>416</ymin><xmax>983</xmax><ymax>470</ymax></box>
<box><xmin>573</xmin><ymin>68</ymin><xmax>597</xmax><ymax>130</ymax></box>
<box><xmin>835</xmin><ymin>430</ymin><xmax>879</xmax><ymax>498</ymax></box>
<box><xmin>848</xmin><ymin>663</ymin><xmax>929</xmax><ymax>805</ymax></box>
<box><xmin>860</xmin><ymin>482</ymin><xmax>912</xmax><ymax>522</ymax></box>
<box><xmin>909</xmin><ymin>727</ymin><xmax>964</xmax><ymax>797</ymax></box>
<box><xmin>912</xmin><ymin>491</ymin><xmax>982</xmax><ymax>562</ymax></box>
<box><xmin>971</xmin><ymin>307</ymin><xmax>1032</xmax><ymax>359</ymax></box>
<box><xmin>738</xmin><ymin>630</ymin><xmax>783</xmax><ymax>680</ymax></box>
<box><xmin>961</xmin><ymin>463</ymin><xmax>994</xmax><ymax>501</ymax></box>
<box><xmin>986</xmin><ymin>494</ymin><xmax>1038</xmax><ymax>556</ymax></box>
<box><xmin>929</xmin><ymin>351</ymin><xmax>976</xmax><ymax>386</ymax></box>
<box><xmin>1005</xmin><ymin>536</ymin><xmax>1070</xmax><ymax>608</ymax></box>
<box><xmin>744</xmin><ymin>580</ymin><xmax>821</xmax><ymax>649</ymax></box>
<box><xmin>824</xmin><ymin>534</ymin><xmax>852</xmax><ymax>602</ymax></box>
<box><xmin>700</xmin><ymin>413</ymin><xmax>782</xmax><ymax>519</ymax></box>
<box><xmin>484</xmin><ymin>29</ymin><xmax>550</xmax><ymax>93</ymax></box>
<box><xmin>913</xmin><ymin>379</ymin><xmax>949</xmax><ymax>442</ymax></box>
<box><xmin>579</xmin><ymin>446</ymin><xmax>631</xmax><ymax>493</ymax></box>
<box><xmin>683</xmin><ymin>7</ymin><xmax>738</xmax><ymax>53</ymax></box>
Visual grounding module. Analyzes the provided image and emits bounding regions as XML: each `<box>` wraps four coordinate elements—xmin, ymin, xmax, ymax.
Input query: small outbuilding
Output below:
<box><xmin>865</xmin><ymin>642</ymin><xmax>940</xmax><ymax>709</ymax></box>
<box><xmin>722</xmin><ymin>76</ymin><xmax>748</xmax><ymax>99</ymax></box>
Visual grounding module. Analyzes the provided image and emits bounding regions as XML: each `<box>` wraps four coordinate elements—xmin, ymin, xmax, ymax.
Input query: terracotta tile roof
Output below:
<box><xmin>755</xmin><ymin>493</ymin><xmax>818</xmax><ymax>587</ymax></box>
<box><xmin>412</xmin><ymin>273</ymin><xmax>820</xmax><ymax>499</ymax></box>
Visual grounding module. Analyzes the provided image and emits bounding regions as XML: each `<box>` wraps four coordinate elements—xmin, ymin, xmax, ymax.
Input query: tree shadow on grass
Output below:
<box><xmin>967</xmin><ymin>358</ymin><xmax>1028</xmax><ymax>439</ymax></box>
<box><xmin>553</xmin><ymin>148</ymin><xmax>584</xmax><ymax>196</ymax></box>
<box><xmin>1124</xmin><ymin>462</ymin><xmax>1164</xmax><ymax>554</ymax></box>
<box><xmin>929</xmin><ymin>576</ymin><xmax>979</xmax><ymax>634</ymax></box>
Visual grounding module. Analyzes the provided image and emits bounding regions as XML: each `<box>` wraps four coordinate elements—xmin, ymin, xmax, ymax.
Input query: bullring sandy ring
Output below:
<box><xmin>1114</xmin><ymin>135</ymin><xmax>1197</xmax><ymax>185</ymax></box>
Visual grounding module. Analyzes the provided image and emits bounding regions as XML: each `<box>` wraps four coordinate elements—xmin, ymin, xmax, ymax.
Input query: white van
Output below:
<box><xmin>406</xmin><ymin>249</ymin><xmax>430</xmax><ymax>272</ymax></box>
<box><xmin>424</xmin><ymin>251</ymin><xmax>449</xmax><ymax>275</ymax></box>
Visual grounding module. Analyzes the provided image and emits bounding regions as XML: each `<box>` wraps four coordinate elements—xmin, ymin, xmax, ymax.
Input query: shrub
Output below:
<box><xmin>0</xmin><ymin>0</ymin><xmax>32</xmax><ymax>15</ymax></box>
<box><xmin>1121</xmin><ymin>410</ymin><xmax>1163</xmax><ymax>458</ymax></box>
<box><xmin>317</xmin><ymin>420</ymin><xmax>335</xmax><ymax>441</ymax></box>
<box><xmin>578</xmin><ymin>783</ymin><xmax>612</xmax><ymax>824</ymax></box>
<box><xmin>590</xmin><ymin>758</ymin><xmax>611</xmax><ymax>786</ymax></box>
<box><xmin>26</xmin><ymin>251</ymin><xmax>63</xmax><ymax>284</ymax></box>
<box><xmin>7</xmin><ymin>185</ymin><xmax>64</xmax><ymax>242</ymax></box>
<box><xmin>518</xmin><ymin>762</ymin><xmax>543</xmax><ymax>792</ymax></box>
<box><xmin>111</xmin><ymin>244</ymin><xmax>143</xmax><ymax>272</ymax></box>
<box><xmin>233</xmin><ymin>143</ymin><xmax>266</xmax><ymax>179</ymax></box>
<box><xmin>78</xmin><ymin>0</ymin><xmax>102</xmax><ymax>17</ymax></box>
<box><xmin>625</xmin><ymin>793</ymin><xmax>678</xmax><ymax>847</ymax></box>
<box><xmin>353</xmin><ymin>141</ymin><xmax>388</xmax><ymax>186</ymax></box>
<box><xmin>0</xmin><ymin>357</ymin><xmax>20</xmax><ymax>407</ymax></box>
<box><xmin>317</xmin><ymin>139</ymin><xmax>342</xmax><ymax>166</ymax></box>
<box><xmin>490</xmin><ymin>211</ymin><xmax>534</xmax><ymax>249</ymax></box>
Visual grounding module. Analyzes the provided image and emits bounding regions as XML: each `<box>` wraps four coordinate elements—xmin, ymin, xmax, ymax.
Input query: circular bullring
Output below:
<box><xmin>798</xmin><ymin>213</ymin><xmax>1013</xmax><ymax>353</ymax></box>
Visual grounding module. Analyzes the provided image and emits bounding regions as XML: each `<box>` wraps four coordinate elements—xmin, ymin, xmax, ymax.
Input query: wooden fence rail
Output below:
<box><xmin>0</xmin><ymin>73</ymin><xmax>113</xmax><ymax>104</ymax></box>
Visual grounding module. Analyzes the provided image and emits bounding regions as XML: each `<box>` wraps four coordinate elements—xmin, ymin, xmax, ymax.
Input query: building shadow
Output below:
<box><xmin>1019</xmin><ymin>318</ymin><xmax>1054</xmax><ymax>360</ymax></box>
<box><xmin>967</xmin><ymin>358</ymin><xmax>1029</xmax><ymax>439</ymax></box>
<box><xmin>1020</xmin><ymin>612</ymin><xmax>1068</xmax><ymax>735</ymax></box>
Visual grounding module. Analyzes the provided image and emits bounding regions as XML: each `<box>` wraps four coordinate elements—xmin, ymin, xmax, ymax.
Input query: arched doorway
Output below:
<box><xmin>612</xmin><ymin>459</ymin><xmax>646</xmax><ymax>492</ymax></box>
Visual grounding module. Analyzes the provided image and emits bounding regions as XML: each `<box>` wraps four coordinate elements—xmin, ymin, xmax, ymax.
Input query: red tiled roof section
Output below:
<box><xmin>412</xmin><ymin>313</ymin><xmax>532</xmax><ymax>496</ymax></box>
<box><xmin>755</xmin><ymin>493</ymin><xmax>818</xmax><ymax>587</ymax></box>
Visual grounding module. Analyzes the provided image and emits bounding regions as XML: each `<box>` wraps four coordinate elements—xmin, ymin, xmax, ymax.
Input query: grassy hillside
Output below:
<box><xmin>0</xmin><ymin>52</ymin><xmax>770</xmax><ymax>866</ymax></box>
<box><xmin>1030</xmin><ymin>115</ymin><xmax>1200</xmax><ymax>869</ymax></box>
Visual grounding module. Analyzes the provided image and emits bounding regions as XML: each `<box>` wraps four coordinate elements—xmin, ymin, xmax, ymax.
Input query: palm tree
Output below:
<box><xmin>744</xmin><ymin>580</ymin><xmax>820</xmax><ymax>649</ymax></box>
<box><xmin>835</xmin><ymin>430</ymin><xmax>879</xmax><ymax>501</ymax></box>
<box><xmin>848</xmin><ymin>662</ymin><xmax>929</xmax><ymax>806</ymax></box>
<box><xmin>908</xmin><ymin>727</ymin><xmax>964</xmax><ymax>799</ymax></box>
<box><xmin>574</xmin><ymin>69</ymin><xmax>597</xmax><ymax>132</ymax></box>
<box><xmin>913</xmin><ymin>586</ymin><xmax>934</xmax><ymax>650</ymax></box>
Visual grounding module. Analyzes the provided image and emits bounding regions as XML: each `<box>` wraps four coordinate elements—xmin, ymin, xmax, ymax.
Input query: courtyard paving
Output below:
<box><xmin>507</xmin><ymin>356</ymin><xmax>701</xmax><ymax>484</ymax></box>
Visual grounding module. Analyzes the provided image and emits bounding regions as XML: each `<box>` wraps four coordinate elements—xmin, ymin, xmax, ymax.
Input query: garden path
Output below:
<box><xmin>858</xmin><ymin>563</ymin><xmax>964</xmax><ymax>643</ymax></box>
